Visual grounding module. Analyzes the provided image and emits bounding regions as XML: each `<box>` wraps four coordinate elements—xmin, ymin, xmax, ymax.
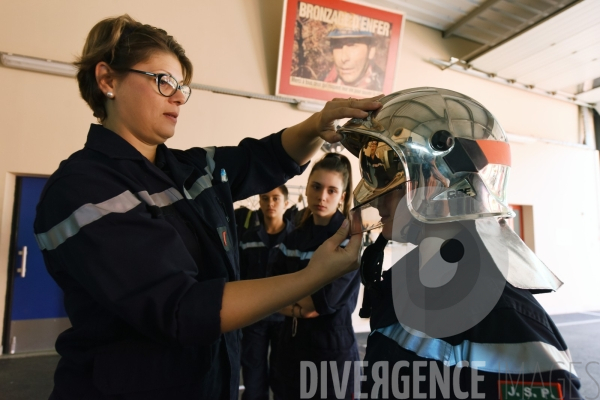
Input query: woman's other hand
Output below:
<box><xmin>308</xmin><ymin>219</ymin><xmax>362</xmax><ymax>280</ymax></box>
<box><xmin>221</xmin><ymin>219</ymin><xmax>360</xmax><ymax>332</ymax></box>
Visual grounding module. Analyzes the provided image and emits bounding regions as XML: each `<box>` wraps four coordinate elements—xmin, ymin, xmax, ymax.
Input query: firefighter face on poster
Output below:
<box><xmin>277</xmin><ymin>0</ymin><xmax>404</xmax><ymax>102</ymax></box>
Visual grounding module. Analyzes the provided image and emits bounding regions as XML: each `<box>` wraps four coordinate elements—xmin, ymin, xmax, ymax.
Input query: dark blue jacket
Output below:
<box><xmin>361</xmin><ymin>247</ymin><xmax>583</xmax><ymax>399</ymax></box>
<box><xmin>270</xmin><ymin>210</ymin><xmax>360</xmax><ymax>399</ymax></box>
<box><xmin>239</xmin><ymin>221</ymin><xmax>295</xmax><ymax>322</ymax></box>
<box><xmin>33</xmin><ymin>124</ymin><xmax>305</xmax><ymax>400</ymax></box>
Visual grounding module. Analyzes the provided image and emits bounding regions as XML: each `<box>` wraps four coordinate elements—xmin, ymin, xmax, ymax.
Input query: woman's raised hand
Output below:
<box><xmin>315</xmin><ymin>95</ymin><xmax>384</xmax><ymax>144</ymax></box>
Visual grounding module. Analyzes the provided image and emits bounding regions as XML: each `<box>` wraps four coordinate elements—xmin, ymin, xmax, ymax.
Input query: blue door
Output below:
<box><xmin>4</xmin><ymin>177</ymin><xmax>70</xmax><ymax>354</ymax></box>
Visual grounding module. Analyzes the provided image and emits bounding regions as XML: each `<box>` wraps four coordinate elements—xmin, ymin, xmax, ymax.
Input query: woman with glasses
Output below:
<box><xmin>33</xmin><ymin>14</ymin><xmax>378</xmax><ymax>400</ymax></box>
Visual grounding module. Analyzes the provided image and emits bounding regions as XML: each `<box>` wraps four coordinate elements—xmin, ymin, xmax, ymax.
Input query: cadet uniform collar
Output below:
<box><xmin>299</xmin><ymin>210</ymin><xmax>346</xmax><ymax>250</ymax></box>
<box><xmin>314</xmin><ymin>209</ymin><xmax>345</xmax><ymax>237</ymax></box>
<box><xmin>257</xmin><ymin>219</ymin><xmax>294</xmax><ymax>247</ymax></box>
<box><xmin>84</xmin><ymin>124</ymin><xmax>148</xmax><ymax>161</ymax></box>
<box><xmin>84</xmin><ymin>124</ymin><xmax>190</xmax><ymax>189</ymax></box>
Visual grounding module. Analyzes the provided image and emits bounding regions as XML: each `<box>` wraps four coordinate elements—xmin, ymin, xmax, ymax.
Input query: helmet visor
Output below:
<box><xmin>348</xmin><ymin>135</ymin><xmax>408</xmax><ymax>206</ymax></box>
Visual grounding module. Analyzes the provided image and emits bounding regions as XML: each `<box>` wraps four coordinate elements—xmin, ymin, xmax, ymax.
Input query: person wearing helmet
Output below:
<box><xmin>322</xmin><ymin>29</ymin><xmax>384</xmax><ymax>91</ymax></box>
<box><xmin>340</xmin><ymin>88</ymin><xmax>583</xmax><ymax>399</ymax></box>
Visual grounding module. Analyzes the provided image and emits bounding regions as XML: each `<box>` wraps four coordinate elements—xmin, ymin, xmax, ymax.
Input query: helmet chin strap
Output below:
<box><xmin>389</xmin><ymin>215</ymin><xmax>424</xmax><ymax>245</ymax></box>
<box><xmin>358</xmin><ymin>233</ymin><xmax>389</xmax><ymax>318</ymax></box>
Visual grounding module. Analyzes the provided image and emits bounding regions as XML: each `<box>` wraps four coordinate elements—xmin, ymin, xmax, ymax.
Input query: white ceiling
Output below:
<box><xmin>471</xmin><ymin>0</ymin><xmax>600</xmax><ymax>95</ymax></box>
<box><xmin>360</xmin><ymin>0</ymin><xmax>600</xmax><ymax>103</ymax></box>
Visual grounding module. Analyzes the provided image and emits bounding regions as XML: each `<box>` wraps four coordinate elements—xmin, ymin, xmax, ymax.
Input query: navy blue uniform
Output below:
<box><xmin>234</xmin><ymin>207</ymin><xmax>262</xmax><ymax>241</ymax></box>
<box><xmin>33</xmin><ymin>124</ymin><xmax>305</xmax><ymax>400</ymax></box>
<box><xmin>239</xmin><ymin>222</ymin><xmax>294</xmax><ymax>400</ymax></box>
<box><xmin>360</xmin><ymin>248</ymin><xmax>583</xmax><ymax>399</ymax></box>
<box><xmin>270</xmin><ymin>211</ymin><xmax>360</xmax><ymax>400</ymax></box>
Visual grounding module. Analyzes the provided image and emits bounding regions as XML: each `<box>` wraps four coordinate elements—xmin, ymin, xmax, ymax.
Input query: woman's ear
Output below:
<box><xmin>95</xmin><ymin>62</ymin><xmax>116</xmax><ymax>98</ymax></box>
<box><xmin>340</xmin><ymin>191</ymin><xmax>346</xmax><ymax>203</ymax></box>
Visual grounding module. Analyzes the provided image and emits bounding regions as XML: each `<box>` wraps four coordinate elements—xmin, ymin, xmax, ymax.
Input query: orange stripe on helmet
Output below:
<box><xmin>476</xmin><ymin>140</ymin><xmax>511</xmax><ymax>167</ymax></box>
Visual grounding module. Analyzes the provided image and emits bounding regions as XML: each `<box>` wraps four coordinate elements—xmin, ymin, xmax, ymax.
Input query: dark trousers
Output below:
<box><xmin>241</xmin><ymin>319</ymin><xmax>284</xmax><ymax>400</ymax></box>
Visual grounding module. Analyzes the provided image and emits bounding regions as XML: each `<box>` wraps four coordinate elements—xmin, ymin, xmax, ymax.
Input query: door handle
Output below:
<box><xmin>17</xmin><ymin>246</ymin><xmax>27</xmax><ymax>278</ymax></box>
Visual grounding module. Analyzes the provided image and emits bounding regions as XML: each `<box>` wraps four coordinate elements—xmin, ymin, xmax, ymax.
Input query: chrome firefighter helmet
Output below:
<box><xmin>340</xmin><ymin>87</ymin><xmax>513</xmax><ymax>233</ymax></box>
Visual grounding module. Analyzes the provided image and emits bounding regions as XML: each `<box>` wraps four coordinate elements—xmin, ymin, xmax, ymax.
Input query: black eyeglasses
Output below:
<box><xmin>128</xmin><ymin>69</ymin><xmax>192</xmax><ymax>104</ymax></box>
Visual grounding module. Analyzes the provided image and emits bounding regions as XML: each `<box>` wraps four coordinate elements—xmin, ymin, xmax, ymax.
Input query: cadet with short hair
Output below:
<box><xmin>341</xmin><ymin>87</ymin><xmax>582</xmax><ymax>399</ymax></box>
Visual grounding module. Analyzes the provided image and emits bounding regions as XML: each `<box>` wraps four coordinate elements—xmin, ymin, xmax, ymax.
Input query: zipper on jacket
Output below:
<box><xmin>216</xmin><ymin>197</ymin><xmax>230</xmax><ymax>222</ymax></box>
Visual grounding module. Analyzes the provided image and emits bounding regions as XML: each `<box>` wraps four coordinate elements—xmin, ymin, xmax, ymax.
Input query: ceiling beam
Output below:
<box><xmin>443</xmin><ymin>0</ymin><xmax>503</xmax><ymax>38</ymax></box>
<box><xmin>577</xmin><ymin>86</ymin><xmax>600</xmax><ymax>103</ymax></box>
<box><xmin>430</xmin><ymin>57</ymin><xmax>595</xmax><ymax>108</ymax></box>
<box><xmin>460</xmin><ymin>0</ymin><xmax>583</xmax><ymax>62</ymax></box>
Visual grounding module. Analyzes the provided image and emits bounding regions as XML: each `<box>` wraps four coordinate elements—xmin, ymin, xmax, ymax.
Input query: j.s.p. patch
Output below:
<box><xmin>498</xmin><ymin>380</ymin><xmax>563</xmax><ymax>400</ymax></box>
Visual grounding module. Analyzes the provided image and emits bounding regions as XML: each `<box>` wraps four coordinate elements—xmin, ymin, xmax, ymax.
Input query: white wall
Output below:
<box><xmin>0</xmin><ymin>0</ymin><xmax>598</xmax><ymax>339</ymax></box>
<box><xmin>510</xmin><ymin>142</ymin><xmax>600</xmax><ymax>314</ymax></box>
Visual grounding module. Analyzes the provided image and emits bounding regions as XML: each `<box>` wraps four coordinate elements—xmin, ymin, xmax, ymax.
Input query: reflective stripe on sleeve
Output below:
<box><xmin>277</xmin><ymin>239</ymin><xmax>348</xmax><ymax>260</ymax></box>
<box><xmin>278</xmin><ymin>243</ymin><xmax>314</xmax><ymax>261</ymax></box>
<box><xmin>186</xmin><ymin>174</ymin><xmax>213</xmax><ymax>200</ymax></box>
<box><xmin>375</xmin><ymin>323</ymin><xmax>577</xmax><ymax>376</ymax></box>
<box><xmin>203</xmin><ymin>146</ymin><xmax>216</xmax><ymax>177</ymax></box>
<box><xmin>181</xmin><ymin>148</ymin><xmax>216</xmax><ymax>200</ymax></box>
<box><xmin>137</xmin><ymin>188</ymin><xmax>184</xmax><ymax>207</ymax></box>
<box><xmin>36</xmin><ymin>190</ymin><xmax>141</xmax><ymax>251</ymax></box>
<box><xmin>239</xmin><ymin>241</ymin><xmax>266</xmax><ymax>250</ymax></box>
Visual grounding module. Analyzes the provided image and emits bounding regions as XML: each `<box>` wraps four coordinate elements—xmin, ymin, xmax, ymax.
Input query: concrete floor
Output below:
<box><xmin>0</xmin><ymin>313</ymin><xmax>598</xmax><ymax>400</ymax></box>
<box><xmin>549</xmin><ymin>312</ymin><xmax>600</xmax><ymax>400</ymax></box>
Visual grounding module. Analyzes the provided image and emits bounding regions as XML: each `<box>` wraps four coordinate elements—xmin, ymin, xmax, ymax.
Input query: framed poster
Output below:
<box><xmin>276</xmin><ymin>0</ymin><xmax>405</xmax><ymax>102</ymax></box>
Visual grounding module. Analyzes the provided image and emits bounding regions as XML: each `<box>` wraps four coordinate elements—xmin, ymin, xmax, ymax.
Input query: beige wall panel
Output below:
<box><xmin>0</xmin><ymin>0</ymin><xmax>597</xmax><ymax>339</ymax></box>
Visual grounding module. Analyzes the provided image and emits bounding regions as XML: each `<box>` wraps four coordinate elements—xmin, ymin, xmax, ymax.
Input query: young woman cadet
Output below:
<box><xmin>239</xmin><ymin>185</ymin><xmax>293</xmax><ymax>400</ymax></box>
<box><xmin>270</xmin><ymin>154</ymin><xmax>361</xmax><ymax>400</ymax></box>
<box><xmin>33</xmin><ymin>15</ymin><xmax>379</xmax><ymax>400</ymax></box>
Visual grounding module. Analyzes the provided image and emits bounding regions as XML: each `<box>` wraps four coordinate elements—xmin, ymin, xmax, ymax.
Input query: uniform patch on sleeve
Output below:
<box><xmin>217</xmin><ymin>226</ymin><xmax>232</xmax><ymax>252</ymax></box>
<box><xmin>498</xmin><ymin>380</ymin><xmax>563</xmax><ymax>400</ymax></box>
